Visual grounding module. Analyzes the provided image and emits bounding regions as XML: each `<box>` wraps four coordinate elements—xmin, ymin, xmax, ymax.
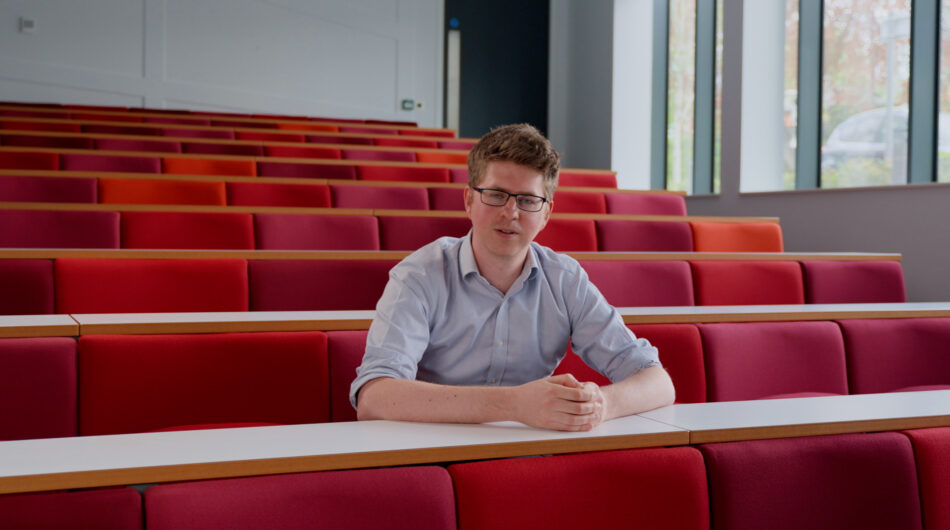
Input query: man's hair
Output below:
<box><xmin>467</xmin><ymin>123</ymin><xmax>561</xmax><ymax>200</ymax></box>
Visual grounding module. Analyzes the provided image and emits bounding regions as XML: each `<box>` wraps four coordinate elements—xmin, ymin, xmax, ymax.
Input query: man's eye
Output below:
<box><xmin>487</xmin><ymin>191</ymin><xmax>507</xmax><ymax>200</ymax></box>
<box><xmin>518</xmin><ymin>197</ymin><xmax>540</xmax><ymax>206</ymax></box>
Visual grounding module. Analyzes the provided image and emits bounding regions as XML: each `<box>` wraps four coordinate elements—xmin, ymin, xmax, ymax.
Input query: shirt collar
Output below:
<box><xmin>460</xmin><ymin>232</ymin><xmax>540</xmax><ymax>282</ymax></box>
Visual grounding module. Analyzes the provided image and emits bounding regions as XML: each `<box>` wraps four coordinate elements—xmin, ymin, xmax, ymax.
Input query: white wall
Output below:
<box><xmin>611</xmin><ymin>0</ymin><xmax>653</xmax><ymax>190</ymax></box>
<box><xmin>0</xmin><ymin>0</ymin><xmax>443</xmax><ymax>126</ymax></box>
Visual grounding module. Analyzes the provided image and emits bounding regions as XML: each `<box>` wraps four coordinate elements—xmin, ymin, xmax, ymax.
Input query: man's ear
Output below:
<box><xmin>463</xmin><ymin>186</ymin><xmax>472</xmax><ymax>216</ymax></box>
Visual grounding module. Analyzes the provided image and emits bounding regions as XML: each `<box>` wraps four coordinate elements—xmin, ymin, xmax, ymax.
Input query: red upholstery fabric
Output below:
<box><xmin>144</xmin><ymin>116</ymin><xmax>211</xmax><ymax>126</ymax></box>
<box><xmin>558</xmin><ymin>171</ymin><xmax>617</xmax><ymax>188</ymax></box>
<box><xmin>698</xmin><ymin>321</ymin><xmax>848</xmax><ymax>401</ymax></box>
<box><xmin>264</xmin><ymin>145</ymin><xmax>342</xmax><ymax>159</ymax></box>
<box><xmin>307</xmin><ymin>134</ymin><xmax>374</xmax><ymax>145</ymax></box>
<box><xmin>0</xmin><ymin>337</ymin><xmax>77</xmax><ymax>440</ymax></box>
<box><xmin>0</xmin><ymin>175</ymin><xmax>97</xmax><ymax>203</ymax></box>
<box><xmin>427</xmin><ymin>186</ymin><xmax>466</xmax><ymax>210</ymax></box>
<box><xmin>212</xmin><ymin>120</ymin><xmax>277</xmax><ymax>129</ymax></box>
<box><xmin>903</xmin><ymin>427</ymin><xmax>950</xmax><ymax>530</ymax></box>
<box><xmin>327</xmin><ymin>330</ymin><xmax>368</xmax><ymax>421</ymax></box>
<box><xmin>278</xmin><ymin>122</ymin><xmax>338</xmax><ymax>132</ymax></box>
<box><xmin>55</xmin><ymin>258</ymin><xmax>248</xmax><ymax>313</ymax></box>
<box><xmin>330</xmin><ymin>184</ymin><xmax>429</xmax><ymax>209</ymax></box>
<box><xmin>415</xmin><ymin>151</ymin><xmax>468</xmax><ymax>164</ymax></box>
<box><xmin>99</xmin><ymin>178</ymin><xmax>227</xmax><ymax>205</ymax></box>
<box><xmin>121</xmin><ymin>211</ymin><xmax>255</xmax><ymax>249</ymax></box>
<box><xmin>0</xmin><ymin>209</ymin><xmax>119</xmax><ymax>248</ymax></box>
<box><xmin>163</xmin><ymin>157</ymin><xmax>257</xmax><ymax>176</ymax></box>
<box><xmin>374</xmin><ymin>137</ymin><xmax>438</xmax><ymax>148</ymax></box>
<box><xmin>450</xmin><ymin>447</ymin><xmax>709</xmax><ymax>530</ymax></box>
<box><xmin>0</xmin><ymin>151</ymin><xmax>59</xmax><ymax>170</ymax></box>
<box><xmin>579</xmin><ymin>260</ymin><xmax>695</xmax><ymax>307</ymax></box>
<box><xmin>0</xmin><ymin>488</ymin><xmax>142</xmax><ymax>530</ymax></box>
<box><xmin>60</xmin><ymin>153</ymin><xmax>161</xmax><ymax>173</ymax></box>
<box><xmin>838</xmin><ymin>318</ymin><xmax>950</xmax><ymax>394</ymax></box>
<box><xmin>700</xmin><ymin>433</ymin><xmax>922</xmax><ymax>530</ymax></box>
<box><xmin>631</xmin><ymin>324</ymin><xmax>706</xmax><ymax>403</ymax></box>
<box><xmin>400</xmin><ymin>128</ymin><xmax>454</xmax><ymax>137</ymax></box>
<box><xmin>227</xmin><ymin>181</ymin><xmax>332</xmax><ymax>207</ymax></box>
<box><xmin>182</xmin><ymin>142</ymin><xmax>264</xmax><ymax>156</ymax></box>
<box><xmin>0</xmin><ymin>259</ymin><xmax>54</xmax><ymax>315</ymax></box>
<box><xmin>690</xmin><ymin>260</ymin><xmax>805</xmax><ymax>305</ymax></box>
<box><xmin>378</xmin><ymin>216</ymin><xmax>471</xmax><ymax>250</ymax></box>
<box><xmin>254</xmin><ymin>214</ymin><xmax>380</xmax><ymax>250</ymax></box>
<box><xmin>257</xmin><ymin>161</ymin><xmax>357</xmax><ymax>180</ymax></box>
<box><xmin>604</xmin><ymin>192</ymin><xmax>688</xmax><ymax>215</ymax></box>
<box><xmin>552</xmin><ymin>191</ymin><xmax>606</xmax><ymax>213</ymax></box>
<box><xmin>249</xmin><ymin>260</ymin><xmax>396</xmax><ymax>311</ymax></box>
<box><xmin>595</xmin><ymin>219</ymin><xmax>694</xmax><ymax>251</ymax></box>
<box><xmin>449</xmin><ymin>168</ymin><xmax>469</xmax><ymax>183</ymax></box>
<box><xmin>82</xmin><ymin>125</ymin><xmax>161</xmax><ymax>136</ymax></box>
<box><xmin>79</xmin><ymin>331</ymin><xmax>328</xmax><ymax>435</ymax></box>
<box><xmin>553</xmin><ymin>347</ymin><xmax>611</xmax><ymax>386</ymax></box>
<box><xmin>0</xmin><ymin>120</ymin><xmax>80</xmax><ymax>133</ymax></box>
<box><xmin>357</xmin><ymin>165</ymin><xmax>450</xmax><ymax>183</ymax></box>
<box><xmin>343</xmin><ymin>149</ymin><xmax>416</xmax><ymax>162</ymax></box>
<box><xmin>690</xmin><ymin>221</ymin><xmax>784</xmax><ymax>252</ymax></box>
<box><xmin>439</xmin><ymin>139</ymin><xmax>477</xmax><ymax>149</ymax></box>
<box><xmin>801</xmin><ymin>260</ymin><xmax>906</xmax><ymax>303</ymax></box>
<box><xmin>96</xmin><ymin>138</ymin><xmax>182</xmax><ymax>153</ymax></box>
<box><xmin>2</xmin><ymin>134</ymin><xmax>96</xmax><ymax>149</ymax></box>
<box><xmin>235</xmin><ymin>131</ymin><xmax>305</xmax><ymax>142</ymax></box>
<box><xmin>161</xmin><ymin>128</ymin><xmax>235</xmax><ymax>139</ymax></box>
<box><xmin>340</xmin><ymin>126</ymin><xmax>399</xmax><ymax>135</ymax></box>
<box><xmin>145</xmin><ymin>467</ymin><xmax>455</xmax><ymax>530</ymax></box>
<box><xmin>533</xmin><ymin>218</ymin><xmax>598</xmax><ymax>251</ymax></box>
<box><xmin>74</xmin><ymin>113</ymin><xmax>141</xmax><ymax>122</ymax></box>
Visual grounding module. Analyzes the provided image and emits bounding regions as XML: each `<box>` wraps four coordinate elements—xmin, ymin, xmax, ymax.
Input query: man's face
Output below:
<box><xmin>464</xmin><ymin>160</ymin><xmax>552</xmax><ymax>263</ymax></box>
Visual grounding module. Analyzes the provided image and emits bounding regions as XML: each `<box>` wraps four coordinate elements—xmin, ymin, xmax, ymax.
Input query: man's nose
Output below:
<box><xmin>501</xmin><ymin>196</ymin><xmax>520</xmax><ymax>216</ymax></box>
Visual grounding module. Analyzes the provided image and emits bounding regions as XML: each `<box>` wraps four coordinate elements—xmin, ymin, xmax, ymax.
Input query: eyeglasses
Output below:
<box><xmin>471</xmin><ymin>187</ymin><xmax>549</xmax><ymax>212</ymax></box>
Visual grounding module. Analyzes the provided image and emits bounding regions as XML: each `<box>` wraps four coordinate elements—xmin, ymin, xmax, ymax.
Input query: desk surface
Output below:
<box><xmin>0</xmin><ymin>314</ymin><xmax>77</xmax><ymax>338</ymax></box>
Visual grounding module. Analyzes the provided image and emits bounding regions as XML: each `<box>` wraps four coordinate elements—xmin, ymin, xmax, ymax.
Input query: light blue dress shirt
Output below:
<box><xmin>349</xmin><ymin>233</ymin><xmax>660</xmax><ymax>407</ymax></box>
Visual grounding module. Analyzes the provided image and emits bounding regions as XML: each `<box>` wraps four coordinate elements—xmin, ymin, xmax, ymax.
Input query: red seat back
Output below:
<box><xmin>631</xmin><ymin>324</ymin><xmax>706</xmax><ymax>403</ymax></box>
<box><xmin>357</xmin><ymin>165</ymin><xmax>450</xmax><ymax>183</ymax></box>
<box><xmin>121</xmin><ymin>211</ymin><xmax>255</xmax><ymax>249</ymax></box>
<box><xmin>163</xmin><ymin>157</ymin><xmax>257</xmax><ymax>176</ymax></box>
<box><xmin>182</xmin><ymin>142</ymin><xmax>264</xmax><ymax>156</ymax></box>
<box><xmin>802</xmin><ymin>260</ymin><xmax>906</xmax><ymax>303</ymax></box>
<box><xmin>0</xmin><ymin>175</ymin><xmax>97</xmax><ymax>203</ymax></box>
<box><xmin>96</xmin><ymin>138</ymin><xmax>182</xmax><ymax>153</ymax></box>
<box><xmin>254</xmin><ymin>214</ymin><xmax>380</xmax><ymax>250</ymax></box>
<box><xmin>257</xmin><ymin>161</ymin><xmax>357</xmax><ymax>180</ymax></box>
<box><xmin>690</xmin><ymin>261</ymin><xmax>805</xmax><ymax>305</ymax></box>
<box><xmin>558</xmin><ymin>171</ymin><xmax>617</xmax><ymax>188</ymax></box>
<box><xmin>534</xmin><ymin>218</ymin><xmax>597</xmax><ymax>251</ymax></box>
<box><xmin>378</xmin><ymin>216</ymin><xmax>471</xmax><ymax>250</ymax></box>
<box><xmin>596</xmin><ymin>219</ymin><xmax>694</xmax><ymax>251</ymax></box>
<box><xmin>605</xmin><ymin>192</ymin><xmax>688</xmax><ymax>215</ymax></box>
<box><xmin>690</xmin><ymin>221</ymin><xmax>784</xmax><ymax>252</ymax></box>
<box><xmin>903</xmin><ymin>427</ymin><xmax>950</xmax><ymax>530</ymax></box>
<box><xmin>331</xmin><ymin>184</ymin><xmax>429</xmax><ymax>209</ymax></box>
<box><xmin>327</xmin><ymin>330</ymin><xmax>369</xmax><ymax>421</ymax></box>
<box><xmin>552</xmin><ymin>191</ymin><xmax>606</xmax><ymax>213</ymax></box>
<box><xmin>343</xmin><ymin>149</ymin><xmax>416</xmax><ymax>162</ymax></box>
<box><xmin>579</xmin><ymin>260</ymin><xmax>694</xmax><ymax>307</ymax></box>
<box><xmin>0</xmin><ymin>337</ymin><xmax>77</xmax><ymax>440</ymax></box>
<box><xmin>0</xmin><ymin>209</ymin><xmax>119</xmax><ymax>248</ymax></box>
<box><xmin>0</xmin><ymin>259</ymin><xmax>54</xmax><ymax>315</ymax></box>
<box><xmin>427</xmin><ymin>186</ymin><xmax>465</xmax><ymax>210</ymax></box>
<box><xmin>249</xmin><ymin>260</ymin><xmax>396</xmax><ymax>311</ymax></box>
<box><xmin>2</xmin><ymin>134</ymin><xmax>95</xmax><ymax>149</ymax></box>
<box><xmin>0</xmin><ymin>488</ymin><xmax>142</xmax><ymax>530</ymax></box>
<box><xmin>264</xmin><ymin>145</ymin><xmax>342</xmax><ymax>159</ymax></box>
<box><xmin>60</xmin><ymin>153</ymin><xmax>161</xmax><ymax>173</ymax></box>
<box><xmin>227</xmin><ymin>181</ymin><xmax>332</xmax><ymax>207</ymax></box>
<box><xmin>99</xmin><ymin>178</ymin><xmax>227</xmax><ymax>205</ymax></box>
<box><xmin>0</xmin><ymin>151</ymin><xmax>59</xmax><ymax>170</ymax></box>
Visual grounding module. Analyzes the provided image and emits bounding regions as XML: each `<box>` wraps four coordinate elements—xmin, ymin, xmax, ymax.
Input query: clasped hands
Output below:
<box><xmin>512</xmin><ymin>373</ymin><xmax>607</xmax><ymax>432</ymax></box>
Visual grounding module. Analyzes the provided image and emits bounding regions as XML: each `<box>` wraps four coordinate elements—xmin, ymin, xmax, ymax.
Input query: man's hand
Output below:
<box><xmin>511</xmin><ymin>374</ymin><xmax>607</xmax><ymax>432</ymax></box>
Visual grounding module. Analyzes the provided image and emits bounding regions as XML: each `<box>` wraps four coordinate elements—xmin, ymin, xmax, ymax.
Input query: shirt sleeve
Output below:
<box><xmin>349</xmin><ymin>263</ymin><xmax>433</xmax><ymax>409</ymax></box>
<box><xmin>563</xmin><ymin>263</ymin><xmax>660</xmax><ymax>383</ymax></box>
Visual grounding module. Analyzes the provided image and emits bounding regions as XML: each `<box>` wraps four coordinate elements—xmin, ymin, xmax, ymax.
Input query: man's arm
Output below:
<box><xmin>597</xmin><ymin>365</ymin><xmax>675</xmax><ymax>424</ymax></box>
<box><xmin>357</xmin><ymin>373</ymin><xmax>604</xmax><ymax>431</ymax></box>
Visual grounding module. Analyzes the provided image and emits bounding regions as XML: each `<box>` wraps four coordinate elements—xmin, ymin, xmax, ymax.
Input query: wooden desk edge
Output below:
<box><xmin>0</xmin><ymin>324</ymin><xmax>78</xmax><ymax>338</ymax></box>
<box><xmin>78</xmin><ymin>319</ymin><xmax>374</xmax><ymax>335</ymax></box>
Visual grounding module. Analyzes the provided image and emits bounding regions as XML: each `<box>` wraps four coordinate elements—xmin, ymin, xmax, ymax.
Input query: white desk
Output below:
<box><xmin>619</xmin><ymin>302</ymin><xmax>950</xmax><ymax>324</ymax></box>
<box><xmin>72</xmin><ymin>310</ymin><xmax>375</xmax><ymax>335</ymax></box>
<box><xmin>0</xmin><ymin>314</ymin><xmax>78</xmax><ymax>338</ymax></box>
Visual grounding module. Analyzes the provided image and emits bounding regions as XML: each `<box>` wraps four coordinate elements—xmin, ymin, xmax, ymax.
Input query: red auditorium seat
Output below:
<box><xmin>0</xmin><ymin>175</ymin><xmax>97</xmax><ymax>203</ymax></box>
<box><xmin>277</xmin><ymin>122</ymin><xmax>338</xmax><ymax>132</ymax></box>
<box><xmin>698</xmin><ymin>321</ymin><xmax>848</xmax><ymax>401</ymax></box>
<box><xmin>415</xmin><ymin>151</ymin><xmax>468</xmax><ymax>164</ymax></box>
<box><xmin>343</xmin><ymin>149</ymin><xmax>416</xmax><ymax>162</ymax></box>
<box><xmin>374</xmin><ymin>137</ymin><xmax>438</xmax><ymax>148</ymax></box>
<box><xmin>249</xmin><ymin>260</ymin><xmax>396</xmax><ymax>311</ymax></box>
<box><xmin>254</xmin><ymin>214</ymin><xmax>380</xmax><ymax>250</ymax></box>
<box><xmin>579</xmin><ymin>260</ymin><xmax>694</xmax><ymax>307</ymax></box>
<box><xmin>144</xmin><ymin>116</ymin><xmax>211</xmax><ymax>126</ymax></box>
<box><xmin>604</xmin><ymin>192</ymin><xmax>688</xmax><ymax>215</ymax></box>
<box><xmin>82</xmin><ymin>124</ymin><xmax>161</xmax><ymax>136</ymax></box>
<box><xmin>235</xmin><ymin>130</ymin><xmax>305</xmax><ymax>143</ymax></box>
<box><xmin>0</xmin><ymin>337</ymin><xmax>77</xmax><ymax>440</ymax></box>
<box><xmin>161</xmin><ymin>128</ymin><xmax>235</xmax><ymax>139</ymax></box>
<box><xmin>98</xmin><ymin>178</ymin><xmax>227</xmax><ymax>205</ymax></box>
<box><xmin>78</xmin><ymin>331</ymin><xmax>328</xmax><ymax>435</ymax></box>
<box><xmin>330</xmin><ymin>184</ymin><xmax>429</xmax><ymax>209</ymax></box>
<box><xmin>340</xmin><ymin>126</ymin><xmax>399</xmax><ymax>135</ymax></box>
<box><xmin>1</xmin><ymin>134</ymin><xmax>95</xmax><ymax>149</ymax></box>
<box><xmin>0</xmin><ymin>210</ymin><xmax>119</xmax><ymax>248</ymax></box>
<box><xmin>533</xmin><ymin>218</ymin><xmax>598</xmax><ymax>251</ymax></box>
<box><xmin>377</xmin><ymin>216</ymin><xmax>471</xmax><ymax>250</ymax></box>
<box><xmin>0</xmin><ymin>488</ymin><xmax>142</xmax><ymax>530</ymax></box>
<box><xmin>264</xmin><ymin>145</ymin><xmax>342</xmax><ymax>159</ymax></box>
<box><xmin>0</xmin><ymin>151</ymin><xmax>59</xmax><ymax>170</ymax></box>
<box><xmin>690</xmin><ymin>221</ymin><xmax>784</xmax><ymax>252</ymax></box>
<box><xmin>427</xmin><ymin>186</ymin><xmax>465</xmax><ymax>210</ymax></box>
<box><xmin>439</xmin><ymin>139</ymin><xmax>477</xmax><ymax>150</ymax></box>
<box><xmin>449</xmin><ymin>447</ymin><xmax>709</xmax><ymax>530</ymax></box>
<box><xmin>307</xmin><ymin>134</ymin><xmax>374</xmax><ymax>145</ymax></box>
<box><xmin>0</xmin><ymin>259</ymin><xmax>54</xmax><ymax>315</ymax></box>
<box><xmin>73</xmin><ymin>113</ymin><xmax>141</xmax><ymax>122</ymax></box>
<box><xmin>182</xmin><ymin>142</ymin><xmax>264</xmax><ymax>156</ymax></box>
<box><xmin>55</xmin><ymin>258</ymin><xmax>248</xmax><ymax>313</ymax></box>
<box><xmin>700</xmin><ymin>433</ymin><xmax>922</xmax><ymax>530</ymax></box>
<box><xmin>121</xmin><ymin>211</ymin><xmax>255</xmax><ymax>249</ymax></box>
<box><xmin>163</xmin><ymin>157</ymin><xmax>257</xmax><ymax>176</ymax></box>
<box><xmin>801</xmin><ymin>260</ymin><xmax>906</xmax><ymax>303</ymax></box>
<box><xmin>326</xmin><ymin>330</ymin><xmax>368</xmax><ymax>421</ymax></box>
<box><xmin>449</xmin><ymin>168</ymin><xmax>469</xmax><ymax>183</ymax></box>
<box><xmin>60</xmin><ymin>153</ymin><xmax>161</xmax><ymax>173</ymax></box>
<box><xmin>258</xmin><ymin>161</ymin><xmax>357</xmax><ymax>180</ymax></box>
<box><xmin>838</xmin><ymin>318</ymin><xmax>950</xmax><ymax>394</ymax></box>
<box><xmin>227</xmin><ymin>181</ymin><xmax>332</xmax><ymax>207</ymax></box>
<box><xmin>145</xmin><ymin>467</ymin><xmax>455</xmax><ymax>530</ymax></box>
<box><xmin>903</xmin><ymin>427</ymin><xmax>950</xmax><ymax>530</ymax></box>
<box><xmin>95</xmin><ymin>138</ymin><xmax>182</xmax><ymax>153</ymax></box>
<box><xmin>211</xmin><ymin>120</ymin><xmax>277</xmax><ymax>129</ymax></box>
<box><xmin>552</xmin><ymin>191</ymin><xmax>607</xmax><ymax>213</ymax></box>
<box><xmin>595</xmin><ymin>219</ymin><xmax>694</xmax><ymax>251</ymax></box>
<box><xmin>399</xmin><ymin>128</ymin><xmax>454</xmax><ymax>138</ymax></box>
<box><xmin>0</xmin><ymin>110</ymin><xmax>70</xmax><ymax>119</ymax></box>
<box><xmin>689</xmin><ymin>260</ymin><xmax>805</xmax><ymax>305</ymax></box>
<box><xmin>558</xmin><ymin>171</ymin><xmax>617</xmax><ymax>188</ymax></box>
<box><xmin>357</xmin><ymin>165</ymin><xmax>450</xmax><ymax>183</ymax></box>
<box><xmin>0</xmin><ymin>120</ymin><xmax>80</xmax><ymax>133</ymax></box>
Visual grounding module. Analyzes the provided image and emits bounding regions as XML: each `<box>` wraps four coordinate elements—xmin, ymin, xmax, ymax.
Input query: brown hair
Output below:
<box><xmin>467</xmin><ymin>123</ymin><xmax>561</xmax><ymax>200</ymax></box>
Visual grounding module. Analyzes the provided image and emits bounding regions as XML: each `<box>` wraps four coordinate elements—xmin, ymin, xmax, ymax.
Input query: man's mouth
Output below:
<box><xmin>495</xmin><ymin>228</ymin><xmax>518</xmax><ymax>236</ymax></box>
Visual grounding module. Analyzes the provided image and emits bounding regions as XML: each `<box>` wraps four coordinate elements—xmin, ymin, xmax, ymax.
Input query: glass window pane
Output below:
<box><xmin>821</xmin><ymin>0</ymin><xmax>911</xmax><ymax>188</ymax></box>
<box><xmin>784</xmin><ymin>0</ymin><xmax>799</xmax><ymax>189</ymax></box>
<box><xmin>667</xmin><ymin>0</ymin><xmax>696</xmax><ymax>193</ymax></box>
<box><xmin>939</xmin><ymin>1</ymin><xmax>950</xmax><ymax>181</ymax></box>
<box><xmin>714</xmin><ymin>0</ymin><xmax>724</xmax><ymax>193</ymax></box>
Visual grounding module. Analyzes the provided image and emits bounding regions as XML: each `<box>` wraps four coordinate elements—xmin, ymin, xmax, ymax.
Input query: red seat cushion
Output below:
<box><xmin>579</xmin><ymin>260</ymin><xmax>694</xmax><ymax>306</ymax></box>
<box><xmin>552</xmin><ymin>191</ymin><xmax>606</xmax><ymax>213</ymax></box>
<box><xmin>99</xmin><ymin>178</ymin><xmax>227</xmax><ymax>205</ymax></box>
<box><xmin>55</xmin><ymin>258</ymin><xmax>248</xmax><ymax>313</ymax></box>
<box><xmin>344</xmin><ymin>149</ymin><xmax>416</xmax><ymax>162</ymax></box>
<box><xmin>596</xmin><ymin>219</ymin><xmax>694</xmax><ymax>251</ymax></box>
<box><xmin>605</xmin><ymin>192</ymin><xmax>688</xmax><ymax>215</ymax></box>
<box><xmin>698</xmin><ymin>321</ymin><xmax>848</xmax><ymax>401</ymax></box>
<box><xmin>0</xmin><ymin>175</ymin><xmax>97</xmax><ymax>203</ymax></box>
<box><xmin>838</xmin><ymin>318</ymin><xmax>950</xmax><ymax>394</ymax></box>
<box><xmin>557</xmin><ymin>171</ymin><xmax>617</xmax><ymax>188</ymax></box>
<box><xmin>162</xmin><ymin>128</ymin><xmax>235</xmax><ymax>139</ymax></box>
<box><xmin>427</xmin><ymin>186</ymin><xmax>465</xmax><ymax>210</ymax></box>
<box><xmin>2</xmin><ymin>134</ymin><xmax>96</xmax><ymax>149</ymax></box>
<box><xmin>145</xmin><ymin>467</ymin><xmax>455</xmax><ymax>530</ymax></box>
<box><xmin>357</xmin><ymin>165</ymin><xmax>450</xmax><ymax>183</ymax></box>
<box><xmin>248</xmin><ymin>260</ymin><xmax>396</xmax><ymax>311</ymax></box>
<box><xmin>60</xmin><ymin>153</ymin><xmax>161</xmax><ymax>173</ymax></box>
<box><xmin>690</xmin><ymin>260</ymin><xmax>805</xmax><ymax>305</ymax></box>
<box><xmin>0</xmin><ymin>337</ymin><xmax>77</xmax><ymax>440</ymax></box>
<box><xmin>96</xmin><ymin>138</ymin><xmax>182</xmax><ymax>153</ymax></box>
<box><xmin>534</xmin><ymin>218</ymin><xmax>597</xmax><ymax>251</ymax></box>
<box><xmin>121</xmin><ymin>211</ymin><xmax>255</xmax><ymax>249</ymax></box>
<box><xmin>0</xmin><ymin>488</ymin><xmax>142</xmax><ymax>530</ymax></box>
<box><xmin>257</xmin><ymin>161</ymin><xmax>357</xmax><ymax>180</ymax></box>
<box><xmin>307</xmin><ymin>134</ymin><xmax>374</xmax><ymax>146</ymax></box>
<box><xmin>264</xmin><ymin>145</ymin><xmax>342</xmax><ymax>159</ymax></box>
<box><xmin>0</xmin><ymin>259</ymin><xmax>55</xmax><ymax>315</ymax></box>
<box><xmin>182</xmin><ymin>142</ymin><xmax>264</xmax><ymax>156</ymax></box>
<box><xmin>630</xmin><ymin>323</ymin><xmax>706</xmax><ymax>403</ymax></box>
<box><xmin>330</xmin><ymin>184</ymin><xmax>429</xmax><ymax>209</ymax></box>
<box><xmin>0</xmin><ymin>209</ymin><xmax>119</xmax><ymax>248</ymax></box>
<box><xmin>690</xmin><ymin>221</ymin><xmax>784</xmax><ymax>252</ymax></box>
<box><xmin>227</xmin><ymin>181</ymin><xmax>332</xmax><ymax>207</ymax></box>
<box><xmin>903</xmin><ymin>427</ymin><xmax>950</xmax><ymax>530</ymax></box>
<box><xmin>378</xmin><ymin>216</ymin><xmax>471</xmax><ymax>250</ymax></box>
<box><xmin>801</xmin><ymin>260</ymin><xmax>906</xmax><ymax>303</ymax></box>
<box><xmin>254</xmin><ymin>214</ymin><xmax>380</xmax><ymax>250</ymax></box>
<box><xmin>79</xmin><ymin>331</ymin><xmax>328</xmax><ymax>435</ymax></box>
<box><xmin>235</xmin><ymin>131</ymin><xmax>304</xmax><ymax>143</ymax></box>
<box><xmin>340</xmin><ymin>126</ymin><xmax>399</xmax><ymax>135</ymax></box>
<box><xmin>0</xmin><ymin>151</ymin><xmax>59</xmax><ymax>170</ymax></box>
<box><xmin>163</xmin><ymin>157</ymin><xmax>257</xmax><ymax>176</ymax></box>
<box><xmin>327</xmin><ymin>330</ymin><xmax>369</xmax><ymax>421</ymax></box>
<box><xmin>449</xmin><ymin>447</ymin><xmax>709</xmax><ymax>530</ymax></box>
<box><xmin>700</xmin><ymin>433</ymin><xmax>921</xmax><ymax>530</ymax></box>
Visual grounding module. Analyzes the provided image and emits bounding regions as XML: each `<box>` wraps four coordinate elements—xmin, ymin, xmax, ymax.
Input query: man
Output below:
<box><xmin>350</xmin><ymin>124</ymin><xmax>674</xmax><ymax>432</ymax></box>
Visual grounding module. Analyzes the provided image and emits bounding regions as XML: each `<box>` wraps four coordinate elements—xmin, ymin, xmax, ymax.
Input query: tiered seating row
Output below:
<box><xmin>0</xmin><ymin>251</ymin><xmax>902</xmax><ymax>315</ymax></box>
